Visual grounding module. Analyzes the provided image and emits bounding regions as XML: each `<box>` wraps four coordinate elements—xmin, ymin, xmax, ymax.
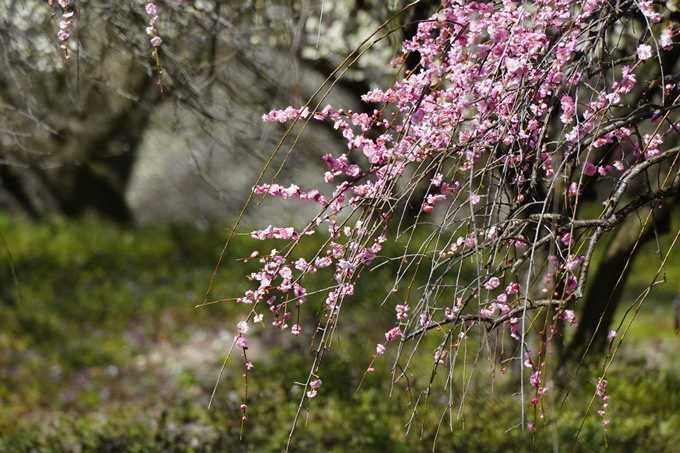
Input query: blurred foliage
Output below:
<box><xmin>0</xmin><ymin>216</ymin><xmax>679</xmax><ymax>452</ymax></box>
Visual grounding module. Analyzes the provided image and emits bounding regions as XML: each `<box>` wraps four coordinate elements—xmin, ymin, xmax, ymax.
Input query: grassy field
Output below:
<box><xmin>0</xmin><ymin>215</ymin><xmax>679</xmax><ymax>452</ymax></box>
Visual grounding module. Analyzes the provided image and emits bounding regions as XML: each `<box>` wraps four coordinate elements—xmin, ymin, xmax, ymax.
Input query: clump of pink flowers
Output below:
<box><xmin>145</xmin><ymin>2</ymin><xmax>162</xmax><ymax>48</ymax></box>
<box><xmin>596</xmin><ymin>378</ymin><xmax>611</xmax><ymax>430</ymax></box>
<box><xmin>144</xmin><ymin>1</ymin><xmax>164</xmax><ymax>93</ymax></box>
<box><xmin>49</xmin><ymin>0</ymin><xmax>74</xmax><ymax>59</ymax></box>
<box><xmin>212</xmin><ymin>0</ymin><xmax>679</xmax><ymax>441</ymax></box>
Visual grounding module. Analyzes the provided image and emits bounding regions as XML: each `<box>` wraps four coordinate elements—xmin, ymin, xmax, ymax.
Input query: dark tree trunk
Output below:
<box><xmin>562</xmin><ymin>202</ymin><xmax>673</xmax><ymax>362</ymax></box>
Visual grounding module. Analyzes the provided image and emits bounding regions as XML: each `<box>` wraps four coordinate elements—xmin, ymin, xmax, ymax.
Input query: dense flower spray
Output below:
<box><xmin>211</xmin><ymin>0</ymin><xmax>680</xmax><ymax>447</ymax></box>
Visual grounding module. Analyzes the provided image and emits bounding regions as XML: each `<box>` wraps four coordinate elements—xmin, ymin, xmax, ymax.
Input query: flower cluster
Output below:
<box><xmin>221</xmin><ymin>0</ymin><xmax>679</xmax><ymax>436</ymax></box>
<box><xmin>144</xmin><ymin>1</ymin><xmax>164</xmax><ymax>93</ymax></box>
<box><xmin>145</xmin><ymin>2</ymin><xmax>162</xmax><ymax>48</ymax></box>
<box><xmin>596</xmin><ymin>378</ymin><xmax>611</xmax><ymax>430</ymax></box>
<box><xmin>50</xmin><ymin>0</ymin><xmax>74</xmax><ymax>59</ymax></box>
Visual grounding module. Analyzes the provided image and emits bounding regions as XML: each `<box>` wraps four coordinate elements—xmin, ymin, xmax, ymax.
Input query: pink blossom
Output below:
<box><xmin>235</xmin><ymin>336</ymin><xmax>248</xmax><ymax>349</ymax></box>
<box><xmin>262</xmin><ymin>107</ymin><xmax>311</xmax><ymax>123</ymax></box>
<box><xmin>596</xmin><ymin>378</ymin><xmax>608</xmax><ymax>397</ymax></box>
<box><xmin>507</xmin><ymin>317</ymin><xmax>520</xmax><ymax>340</ymax></box>
<box><xmin>395</xmin><ymin>305</ymin><xmax>410</xmax><ymax>321</ymax></box>
<box><xmin>583</xmin><ymin>162</ymin><xmax>597</xmax><ymax>176</ymax></box>
<box><xmin>484</xmin><ymin>277</ymin><xmax>500</xmax><ymax>290</ymax></box>
<box><xmin>315</xmin><ymin>256</ymin><xmax>332</xmax><ymax>268</ymax></box>
<box><xmin>619</xmin><ymin>66</ymin><xmax>636</xmax><ymax>93</ymax></box>
<box><xmin>237</xmin><ymin>321</ymin><xmax>249</xmax><ymax>334</ymax></box>
<box><xmin>560</xmin><ymin>310</ymin><xmax>578</xmax><ymax>325</ymax></box>
<box><xmin>505</xmin><ymin>282</ymin><xmax>520</xmax><ymax>295</ymax></box>
<box><xmin>376</xmin><ymin>344</ymin><xmax>386</xmax><ymax>355</ymax></box>
<box><xmin>385</xmin><ymin>327</ymin><xmax>402</xmax><ymax>342</ymax></box>
<box><xmin>480</xmin><ymin>308</ymin><xmax>495</xmax><ymax>317</ymax></box>
<box><xmin>636</xmin><ymin>44</ymin><xmax>652</xmax><ymax>61</ymax></box>
<box><xmin>560</xmin><ymin>96</ymin><xmax>575</xmax><ymax>124</ymax></box>
<box><xmin>607</xmin><ymin>330</ymin><xmax>617</xmax><ymax>340</ymax></box>
<box><xmin>565</xmin><ymin>275</ymin><xmax>578</xmax><ymax>295</ymax></box>
<box><xmin>564</xmin><ymin>255</ymin><xmax>584</xmax><ymax>272</ymax></box>
<box><xmin>639</xmin><ymin>0</ymin><xmax>662</xmax><ymax>22</ymax></box>
<box><xmin>660</xmin><ymin>29</ymin><xmax>673</xmax><ymax>49</ymax></box>
<box><xmin>568</xmin><ymin>182</ymin><xmax>580</xmax><ymax>197</ymax></box>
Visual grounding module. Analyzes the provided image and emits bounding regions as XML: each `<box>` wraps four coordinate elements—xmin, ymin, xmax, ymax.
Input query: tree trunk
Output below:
<box><xmin>562</xmin><ymin>202</ymin><xmax>673</xmax><ymax>362</ymax></box>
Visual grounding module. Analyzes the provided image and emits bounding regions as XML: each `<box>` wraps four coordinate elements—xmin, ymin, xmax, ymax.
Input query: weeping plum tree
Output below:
<box><xmin>200</xmin><ymin>0</ymin><xmax>680</xmax><ymax>447</ymax></box>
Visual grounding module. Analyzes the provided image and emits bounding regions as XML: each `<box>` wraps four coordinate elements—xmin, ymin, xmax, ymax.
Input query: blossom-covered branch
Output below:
<box><xmin>215</xmin><ymin>0</ymin><xmax>680</xmax><ymax>446</ymax></box>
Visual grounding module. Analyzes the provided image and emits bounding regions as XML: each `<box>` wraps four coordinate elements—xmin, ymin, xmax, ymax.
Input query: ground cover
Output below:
<box><xmin>0</xmin><ymin>216</ymin><xmax>678</xmax><ymax>452</ymax></box>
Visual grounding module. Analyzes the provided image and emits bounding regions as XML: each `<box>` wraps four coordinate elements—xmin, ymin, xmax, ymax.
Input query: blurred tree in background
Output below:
<box><xmin>0</xmin><ymin>0</ymin><xmax>406</xmax><ymax>223</ymax></box>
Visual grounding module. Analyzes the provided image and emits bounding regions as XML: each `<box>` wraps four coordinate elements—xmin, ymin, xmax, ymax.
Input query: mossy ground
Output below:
<box><xmin>0</xmin><ymin>216</ymin><xmax>679</xmax><ymax>452</ymax></box>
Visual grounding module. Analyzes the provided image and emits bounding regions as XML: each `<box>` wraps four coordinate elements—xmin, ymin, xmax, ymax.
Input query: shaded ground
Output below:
<box><xmin>2</xmin><ymin>217</ymin><xmax>680</xmax><ymax>452</ymax></box>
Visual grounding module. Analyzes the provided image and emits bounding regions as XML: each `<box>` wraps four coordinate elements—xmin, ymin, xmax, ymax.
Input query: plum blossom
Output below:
<box><xmin>237</xmin><ymin>321</ymin><xmax>249</xmax><ymax>334</ymax></box>
<box><xmin>637</xmin><ymin>44</ymin><xmax>652</xmax><ymax>60</ymax></box>
<box><xmin>560</xmin><ymin>310</ymin><xmax>578</xmax><ymax>325</ymax></box>
<box><xmin>222</xmin><ymin>0</ymin><xmax>666</xmax><ymax>427</ymax></box>
<box><xmin>596</xmin><ymin>378</ymin><xmax>608</xmax><ymax>397</ymax></box>
<box><xmin>505</xmin><ymin>282</ymin><xmax>521</xmax><ymax>295</ymax></box>
<box><xmin>395</xmin><ymin>305</ymin><xmax>410</xmax><ymax>321</ymax></box>
<box><xmin>484</xmin><ymin>277</ymin><xmax>501</xmax><ymax>290</ymax></box>
<box><xmin>263</xmin><ymin>106</ymin><xmax>311</xmax><ymax>123</ymax></box>
<box><xmin>235</xmin><ymin>336</ymin><xmax>248</xmax><ymax>349</ymax></box>
<box><xmin>568</xmin><ymin>182</ymin><xmax>580</xmax><ymax>197</ymax></box>
<box><xmin>385</xmin><ymin>327</ymin><xmax>402</xmax><ymax>342</ymax></box>
<box><xmin>560</xmin><ymin>96</ymin><xmax>575</xmax><ymax>124</ymax></box>
<box><xmin>564</xmin><ymin>275</ymin><xmax>578</xmax><ymax>295</ymax></box>
<box><xmin>583</xmin><ymin>162</ymin><xmax>597</xmax><ymax>176</ymax></box>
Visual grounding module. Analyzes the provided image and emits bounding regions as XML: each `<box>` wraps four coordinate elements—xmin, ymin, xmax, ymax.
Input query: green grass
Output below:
<box><xmin>0</xmin><ymin>215</ymin><xmax>679</xmax><ymax>452</ymax></box>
